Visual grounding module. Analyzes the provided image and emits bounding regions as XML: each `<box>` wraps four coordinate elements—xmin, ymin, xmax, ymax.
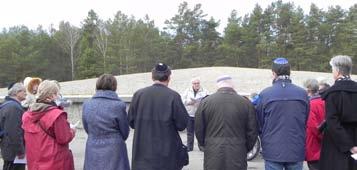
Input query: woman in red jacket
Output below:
<box><xmin>304</xmin><ymin>79</ymin><xmax>326</xmax><ymax>170</ymax></box>
<box><xmin>22</xmin><ymin>80</ymin><xmax>76</xmax><ymax>170</ymax></box>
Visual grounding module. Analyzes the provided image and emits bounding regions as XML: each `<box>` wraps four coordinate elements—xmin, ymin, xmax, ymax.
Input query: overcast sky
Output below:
<box><xmin>1</xmin><ymin>0</ymin><xmax>356</xmax><ymax>33</ymax></box>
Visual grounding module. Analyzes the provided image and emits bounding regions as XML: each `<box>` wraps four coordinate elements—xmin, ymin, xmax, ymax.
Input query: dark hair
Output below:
<box><xmin>272</xmin><ymin>58</ymin><xmax>291</xmax><ymax>76</ymax></box>
<box><xmin>96</xmin><ymin>74</ymin><xmax>117</xmax><ymax>91</ymax></box>
<box><xmin>151</xmin><ymin>63</ymin><xmax>171</xmax><ymax>82</ymax></box>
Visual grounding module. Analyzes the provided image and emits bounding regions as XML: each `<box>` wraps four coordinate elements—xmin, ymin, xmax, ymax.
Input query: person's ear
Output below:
<box><xmin>272</xmin><ymin>71</ymin><xmax>277</xmax><ymax>78</ymax></box>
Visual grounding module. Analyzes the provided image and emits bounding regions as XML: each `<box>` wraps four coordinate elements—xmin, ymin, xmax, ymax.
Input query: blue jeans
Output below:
<box><xmin>265</xmin><ymin>160</ymin><xmax>303</xmax><ymax>170</ymax></box>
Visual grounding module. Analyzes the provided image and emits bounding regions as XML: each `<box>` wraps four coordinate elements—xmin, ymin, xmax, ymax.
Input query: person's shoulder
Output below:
<box><xmin>133</xmin><ymin>86</ymin><xmax>152</xmax><ymax>95</ymax></box>
<box><xmin>259</xmin><ymin>85</ymin><xmax>274</xmax><ymax>96</ymax></box>
<box><xmin>2</xmin><ymin>100</ymin><xmax>22</xmax><ymax>110</ymax></box>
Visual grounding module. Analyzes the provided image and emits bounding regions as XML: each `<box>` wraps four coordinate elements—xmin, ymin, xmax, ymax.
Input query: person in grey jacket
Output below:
<box><xmin>195</xmin><ymin>75</ymin><xmax>257</xmax><ymax>170</ymax></box>
<box><xmin>182</xmin><ymin>77</ymin><xmax>208</xmax><ymax>151</ymax></box>
<box><xmin>0</xmin><ymin>83</ymin><xmax>27</xmax><ymax>170</ymax></box>
<box><xmin>82</xmin><ymin>74</ymin><xmax>130</xmax><ymax>170</ymax></box>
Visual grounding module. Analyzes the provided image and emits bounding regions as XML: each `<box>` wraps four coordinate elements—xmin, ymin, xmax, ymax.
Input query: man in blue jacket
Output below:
<box><xmin>256</xmin><ymin>57</ymin><xmax>309</xmax><ymax>170</ymax></box>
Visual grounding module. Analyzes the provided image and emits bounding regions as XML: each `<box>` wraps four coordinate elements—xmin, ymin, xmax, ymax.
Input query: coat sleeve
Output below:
<box><xmin>307</xmin><ymin>103</ymin><xmax>323</xmax><ymax>141</ymax></box>
<box><xmin>128</xmin><ymin>92</ymin><xmax>139</xmax><ymax>129</ymax></box>
<box><xmin>246</xmin><ymin>103</ymin><xmax>258</xmax><ymax>151</ymax></box>
<box><xmin>82</xmin><ymin>102</ymin><xmax>89</xmax><ymax>133</ymax></box>
<box><xmin>172</xmin><ymin>94</ymin><xmax>189</xmax><ymax>131</ymax></box>
<box><xmin>117</xmin><ymin>103</ymin><xmax>130</xmax><ymax>140</ymax></box>
<box><xmin>325</xmin><ymin>95</ymin><xmax>354</xmax><ymax>153</ymax></box>
<box><xmin>9</xmin><ymin>106</ymin><xmax>25</xmax><ymax>155</ymax></box>
<box><xmin>182</xmin><ymin>89</ymin><xmax>193</xmax><ymax>106</ymax></box>
<box><xmin>53</xmin><ymin>113</ymin><xmax>75</xmax><ymax>145</ymax></box>
<box><xmin>195</xmin><ymin>100</ymin><xmax>206</xmax><ymax>146</ymax></box>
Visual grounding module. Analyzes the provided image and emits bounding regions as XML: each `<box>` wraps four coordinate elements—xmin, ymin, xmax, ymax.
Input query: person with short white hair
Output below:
<box><xmin>181</xmin><ymin>77</ymin><xmax>208</xmax><ymax>152</ymax></box>
<box><xmin>303</xmin><ymin>78</ymin><xmax>325</xmax><ymax>170</ymax></box>
<box><xmin>195</xmin><ymin>75</ymin><xmax>257</xmax><ymax>170</ymax></box>
<box><xmin>319</xmin><ymin>55</ymin><xmax>357</xmax><ymax>170</ymax></box>
<box><xmin>0</xmin><ymin>83</ymin><xmax>27</xmax><ymax>170</ymax></box>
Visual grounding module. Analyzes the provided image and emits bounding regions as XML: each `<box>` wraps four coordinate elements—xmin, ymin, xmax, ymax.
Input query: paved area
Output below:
<box><xmin>0</xmin><ymin>129</ymin><xmax>309</xmax><ymax>169</ymax></box>
<box><xmin>70</xmin><ymin>129</ymin><xmax>308</xmax><ymax>170</ymax></box>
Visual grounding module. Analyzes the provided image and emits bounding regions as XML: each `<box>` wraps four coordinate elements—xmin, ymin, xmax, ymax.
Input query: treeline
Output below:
<box><xmin>0</xmin><ymin>1</ymin><xmax>356</xmax><ymax>87</ymax></box>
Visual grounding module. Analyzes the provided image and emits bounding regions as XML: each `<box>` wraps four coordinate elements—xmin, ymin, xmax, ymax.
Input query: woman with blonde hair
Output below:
<box><xmin>22</xmin><ymin>80</ymin><xmax>76</xmax><ymax>170</ymax></box>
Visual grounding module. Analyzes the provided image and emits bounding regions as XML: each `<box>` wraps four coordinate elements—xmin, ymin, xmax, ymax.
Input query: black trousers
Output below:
<box><xmin>307</xmin><ymin>160</ymin><xmax>319</xmax><ymax>170</ymax></box>
<box><xmin>186</xmin><ymin>117</ymin><xmax>195</xmax><ymax>151</ymax></box>
<box><xmin>3</xmin><ymin>160</ymin><xmax>25</xmax><ymax>170</ymax></box>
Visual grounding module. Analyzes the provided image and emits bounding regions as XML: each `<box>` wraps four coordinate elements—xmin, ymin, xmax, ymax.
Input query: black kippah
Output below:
<box><xmin>155</xmin><ymin>63</ymin><xmax>169</xmax><ymax>72</ymax></box>
<box><xmin>7</xmin><ymin>82</ymin><xmax>15</xmax><ymax>90</ymax></box>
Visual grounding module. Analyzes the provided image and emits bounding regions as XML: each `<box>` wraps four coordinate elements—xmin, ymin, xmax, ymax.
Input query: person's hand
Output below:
<box><xmin>350</xmin><ymin>146</ymin><xmax>357</xmax><ymax>154</ymax></box>
<box><xmin>187</xmin><ymin>98</ymin><xmax>196</xmax><ymax>105</ymax></box>
<box><xmin>17</xmin><ymin>154</ymin><xmax>25</xmax><ymax>159</ymax></box>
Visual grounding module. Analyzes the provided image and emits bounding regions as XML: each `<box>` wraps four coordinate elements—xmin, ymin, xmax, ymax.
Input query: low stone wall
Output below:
<box><xmin>0</xmin><ymin>95</ymin><xmax>133</xmax><ymax>129</ymax></box>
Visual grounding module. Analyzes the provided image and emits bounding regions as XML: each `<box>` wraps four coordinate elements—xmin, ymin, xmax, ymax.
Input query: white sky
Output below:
<box><xmin>0</xmin><ymin>0</ymin><xmax>356</xmax><ymax>33</ymax></box>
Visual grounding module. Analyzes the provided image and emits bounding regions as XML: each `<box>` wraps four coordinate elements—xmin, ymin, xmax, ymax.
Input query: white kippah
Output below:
<box><xmin>216</xmin><ymin>75</ymin><xmax>232</xmax><ymax>83</ymax></box>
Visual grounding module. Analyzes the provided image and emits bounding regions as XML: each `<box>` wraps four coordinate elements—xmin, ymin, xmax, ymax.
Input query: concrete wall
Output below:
<box><xmin>0</xmin><ymin>95</ymin><xmax>133</xmax><ymax>129</ymax></box>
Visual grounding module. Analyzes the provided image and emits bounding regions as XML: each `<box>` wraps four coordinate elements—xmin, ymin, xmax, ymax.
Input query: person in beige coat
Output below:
<box><xmin>22</xmin><ymin>77</ymin><xmax>42</xmax><ymax>109</ymax></box>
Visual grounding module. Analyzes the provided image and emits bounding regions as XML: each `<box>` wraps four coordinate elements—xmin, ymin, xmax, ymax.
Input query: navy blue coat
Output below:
<box><xmin>0</xmin><ymin>96</ymin><xmax>25</xmax><ymax>161</ymax></box>
<box><xmin>82</xmin><ymin>90</ymin><xmax>130</xmax><ymax>170</ymax></box>
<box><xmin>256</xmin><ymin>79</ymin><xmax>309</xmax><ymax>162</ymax></box>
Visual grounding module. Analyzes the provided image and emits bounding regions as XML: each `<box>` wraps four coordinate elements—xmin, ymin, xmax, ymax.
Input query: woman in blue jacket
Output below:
<box><xmin>82</xmin><ymin>74</ymin><xmax>130</xmax><ymax>170</ymax></box>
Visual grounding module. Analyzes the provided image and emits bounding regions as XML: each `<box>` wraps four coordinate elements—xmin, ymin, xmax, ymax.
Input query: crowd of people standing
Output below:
<box><xmin>0</xmin><ymin>55</ymin><xmax>357</xmax><ymax>170</ymax></box>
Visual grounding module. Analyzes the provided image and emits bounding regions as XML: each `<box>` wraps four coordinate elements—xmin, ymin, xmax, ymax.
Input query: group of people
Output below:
<box><xmin>0</xmin><ymin>55</ymin><xmax>357</xmax><ymax>170</ymax></box>
<box><xmin>0</xmin><ymin>78</ymin><xmax>75</xmax><ymax>170</ymax></box>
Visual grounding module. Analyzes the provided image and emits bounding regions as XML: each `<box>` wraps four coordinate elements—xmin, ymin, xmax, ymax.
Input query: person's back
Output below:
<box><xmin>22</xmin><ymin>80</ymin><xmax>75</xmax><ymax>170</ymax></box>
<box><xmin>319</xmin><ymin>55</ymin><xmax>357</xmax><ymax>170</ymax></box>
<box><xmin>256</xmin><ymin>58</ymin><xmax>309</xmax><ymax>170</ymax></box>
<box><xmin>258</xmin><ymin>79</ymin><xmax>308</xmax><ymax>161</ymax></box>
<box><xmin>82</xmin><ymin>74</ymin><xmax>130</xmax><ymax>170</ymax></box>
<box><xmin>128</xmin><ymin>63</ymin><xmax>188</xmax><ymax>170</ymax></box>
<box><xmin>0</xmin><ymin>83</ymin><xmax>26</xmax><ymax>170</ymax></box>
<box><xmin>195</xmin><ymin>76</ymin><xmax>257</xmax><ymax>170</ymax></box>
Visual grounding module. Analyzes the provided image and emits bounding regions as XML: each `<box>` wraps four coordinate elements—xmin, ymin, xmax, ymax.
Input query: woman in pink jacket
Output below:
<box><xmin>22</xmin><ymin>80</ymin><xmax>76</xmax><ymax>170</ymax></box>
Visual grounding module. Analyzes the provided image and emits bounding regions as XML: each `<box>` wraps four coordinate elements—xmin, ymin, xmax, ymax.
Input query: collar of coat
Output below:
<box><xmin>217</xmin><ymin>87</ymin><xmax>236</xmax><ymax>94</ymax></box>
<box><xmin>93</xmin><ymin>90</ymin><xmax>120</xmax><ymax>101</ymax></box>
<box><xmin>321</xmin><ymin>80</ymin><xmax>357</xmax><ymax>100</ymax></box>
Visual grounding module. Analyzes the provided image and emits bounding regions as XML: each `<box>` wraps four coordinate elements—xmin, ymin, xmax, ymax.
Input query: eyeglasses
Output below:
<box><xmin>192</xmin><ymin>82</ymin><xmax>200</xmax><ymax>84</ymax></box>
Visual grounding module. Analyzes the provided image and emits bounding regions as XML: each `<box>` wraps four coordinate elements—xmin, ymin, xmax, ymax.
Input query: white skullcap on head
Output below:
<box><xmin>216</xmin><ymin>75</ymin><xmax>234</xmax><ymax>88</ymax></box>
<box><xmin>216</xmin><ymin>75</ymin><xmax>232</xmax><ymax>83</ymax></box>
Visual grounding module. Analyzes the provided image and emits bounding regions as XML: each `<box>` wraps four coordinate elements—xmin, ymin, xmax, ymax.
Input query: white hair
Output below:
<box><xmin>8</xmin><ymin>83</ymin><xmax>25</xmax><ymax>97</ymax></box>
<box><xmin>191</xmin><ymin>77</ymin><xmax>200</xmax><ymax>83</ymax></box>
<box><xmin>329</xmin><ymin>55</ymin><xmax>353</xmax><ymax>75</ymax></box>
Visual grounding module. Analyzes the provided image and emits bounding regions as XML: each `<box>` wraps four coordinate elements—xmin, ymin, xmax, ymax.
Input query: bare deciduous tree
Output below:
<box><xmin>56</xmin><ymin>21</ymin><xmax>80</xmax><ymax>80</ymax></box>
<box><xmin>95</xmin><ymin>20</ymin><xmax>109</xmax><ymax>73</ymax></box>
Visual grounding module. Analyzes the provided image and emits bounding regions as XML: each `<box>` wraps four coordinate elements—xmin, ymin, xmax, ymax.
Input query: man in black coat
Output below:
<box><xmin>0</xmin><ymin>83</ymin><xmax>27</xmax><ymax>170</ymax></box>
<box><xmin>128</xmin><ymin>63</ymin><xmax>189</xmax><ymax>170</ymax></box>
<box><xmin>195</xmin><ymin>75</ymin><xmax>258</xmax><ymax>170</ymax></box>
